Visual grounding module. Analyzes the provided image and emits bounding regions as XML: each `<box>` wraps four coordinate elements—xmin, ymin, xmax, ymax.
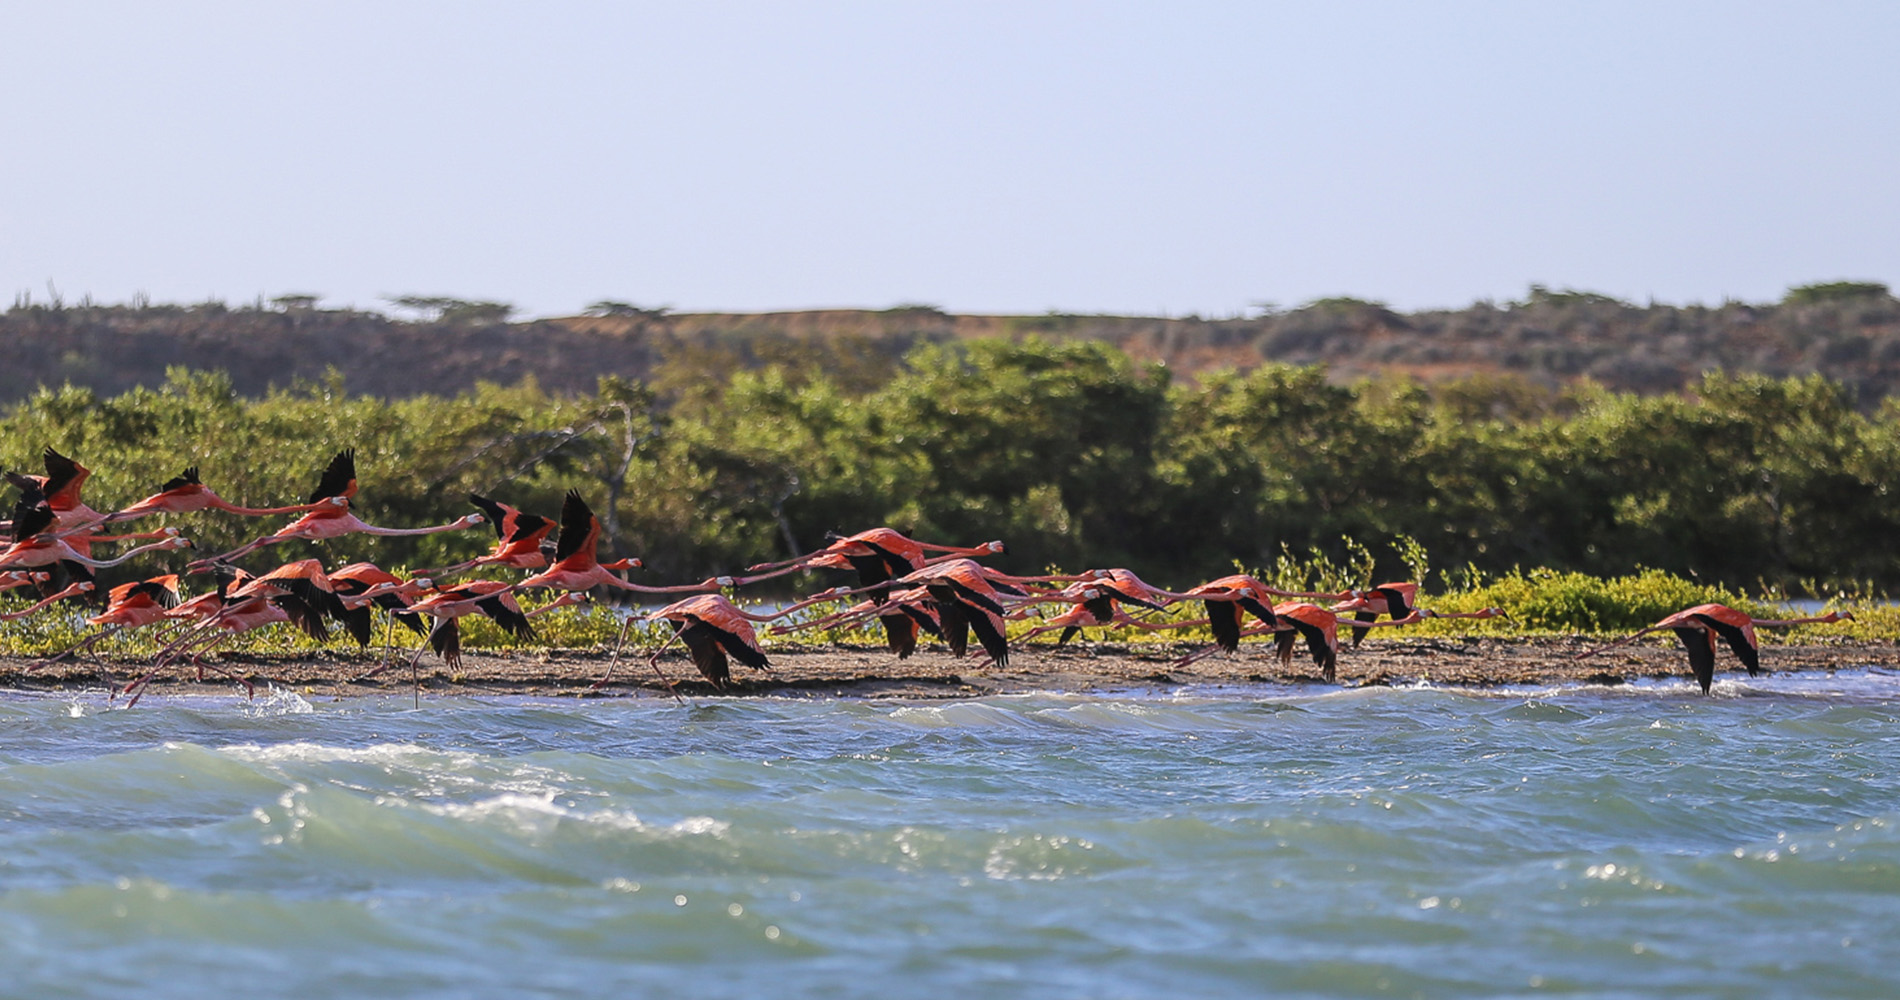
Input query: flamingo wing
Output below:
<box><xmin>879</xmin><ymin>613</ymin><xmax>919</xmax><ymax>658</ymax></box>
<box><xmin>552</xmin><ymin>491</ymin><xmax>598</xmax><ymax>563</ymax></box>
<box><xmin>309</xmin><ymin>449</ymin><xmax>357</xmax><ymax>504</ymax></box>
<box><xmin>675</xmin><ymin>622</ymin><xmax>732</xmax><ymax>687</ymax></box>
<box><xmin>1288</xmin><ymin>616</ymin><xmax>1337</xmax><ymax>681</ymax></box>
<box><xmin>1374</xmin><ymin>586</ymin><xmax>1415</xmax><ymax>619</ymax></box>
<box><xmin>466</xmin><ymin>494</ymin><xmax>513</xmax><ymax>539</ymax></box>
<box><xmin>1673</xmin><ymin>627</ymin><xmax>1719</xmax><ymax>692</ymax></box>
<box><xmin>158</xmin><ymin>467</ymin><xmax>203</xmax><ymax>493</ymax></box>
<box><xmin>941</xmin><ymin>578</ymin><xmax>1007</xmax><ymax>617</ymax></box>
<box><xmin>40</xmin><ymin>448</ymin><xmax>90</xmax><ymax>506</ymax></box>
<box><xmin>10</xmin><ymin>497</ymin><xmax>54</xmax><ymax>542</ymax></box>
<box><xmin>966</xmin><ymin>606</ymin><xmax>1010</xmax><ymax>668</ymax></box>
<box><xmin>934</xmin><ymin>597</ymin><xmax>971</xmax><ymax>656</ymax></box>
<box><xmin>1205</xmin><ymin>600</ymin><xmax>1242</xmax><ymax>651</ymax></box>
<box><xmin>858</xmin><ymin>539</ymin><xmax>916</xmax><ymax>580</ymax></box>
<box><xmin>1238</xmin><ymin>596</ymin><xmax>1279</xmax><ymax>629</ymax></box>
<box><xmin>1694</xmin><ymin>614</ymin><xmax>1760</xmax><ymax>676</ymax></box>
<box><xmin>1100</xmin><ymin>585</ymin><xmax>1163</xmax><ymax>612</ymax></box>
<box><xmin>430</xmin><ymin>618</ymin><xmax>464</xmax><ymax>670</ymax></box>
<box><xmin>1349</xmin><ymin>610</ymin><xmax>1377</xmax><ymax>648</ymax></box>
<box><xmin>475</xmin><ymin>594</ymin><xmax>535</xmax><ymax>640</ymax></box>
<box><xmin>276</xmin><ymin>593</ymin><xmax>331</xmax><ymax>642</ymax></box>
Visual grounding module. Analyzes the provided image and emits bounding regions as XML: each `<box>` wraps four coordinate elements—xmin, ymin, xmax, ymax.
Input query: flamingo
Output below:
<box><xmin>5</xmin><ymin>447</ymin><xmax>106</xmax><ymax>532</ymax></box>
<box><xmin>1</xmin><ymin>570</ymin><xmax>49</xmax><ymax>594</ymax></box>
<box><xmin>420</xmin><ymin>494</ymin><xmax>558</xmax><ymax>577</ymax></box>
<box><xmin>1012</xmin><ymin>595</ymin><xmax>1184</xmax><ymax>645</ymax></box>
<box><xmin>367</xmin><ymin>584</ymin><xmax>587</xmax><ymax>703</ymax></box>
<box><xmin>32</xmin><ymin>574</ymin><xmax>183</xmax><ymax>669</ymax></box>
<box><xmin>1332</xmin><ymin>583</ymin><xmax>1418</xmax><ymax>647</ymax></box>
<box><xmin>1173</xmin><ymin>602</ymin><xmax>1437</xmax><ymax>681</ymax></box>
<box><xmin>737</xmin><ymin>527</ymin><xmax>1006</xmax><ymax>587</ymax></box>
<box><xmin>732</xmin><ymin>527</ymin><xmax>1005</xmax><ymax>656</ymax></box>
<box><xmin>635</xmin><ymin>592</ymin><xmax>845</xmax><ymax>690</ymax></box>
<box><xmin>0</xmin><ymin>498</ymin><xmax>193</xmax><ymax>573</ymax></box>
<box><xmin>0</xmin><ymin>580</ymin><xmax>94</xmax><ymax>621</ymax></box>
<box><xmin>513</xmin><ymin>491</ymin><xmax>724</xmax><ymax>598</ymax></box>
<box><xmin>767</xmin><ymin>586</ymin><xmax>944</xmax><ymax>658</ymax></box>
<box><xmin>867</xmin><ymin>559</ymin><xmax>1016</xmax><ymax>667</ymax></box>
<box><xmin>1574</xmin><ymin>603</ymin><xmax>1854</xmax><ymax>692</ymax></box>
<box><xmin>191</xmin><ymin>449</ymin><xmax>484</xmax><ymax>567</ymax></box>
<box><xmin>1011</xmin><ymin>576</ymin><xmax>1178</xmax><ymax>645</ymax></box>
<box><xmin>125</xmin><ymin>566</ymin><xmax>334</xmax><ymax>705</ymax></box>
<box><xmin>105</xmin><ymin>466</ymin><xmax>344</xmax><ymax>523</ymax></box>
<box><xmin>1183</xmin><ymin>575</ymin><xmax>1287</xmax><ymax>652</ymax></box>
<box><xmin>327</xmin><ymin>562</ymin><xmax>432</xmax><ymax>653</ymax></box>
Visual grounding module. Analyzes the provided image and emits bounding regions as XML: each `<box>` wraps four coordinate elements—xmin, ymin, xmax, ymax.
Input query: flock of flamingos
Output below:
<box><xmin>1</xmin><ymin>446</ymin><xmax>1856</xmax><ymax>705</ymax></box>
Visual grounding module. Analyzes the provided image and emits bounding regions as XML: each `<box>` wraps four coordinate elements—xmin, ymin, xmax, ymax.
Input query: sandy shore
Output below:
<box><xmin>3</xmin><ymin>635</ymin><xmax>1896</xmax><ymax>699</ymax></box>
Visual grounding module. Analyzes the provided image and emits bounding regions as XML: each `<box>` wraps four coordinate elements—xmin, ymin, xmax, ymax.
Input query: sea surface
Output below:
<box><xmin>5</xmin><ymin>671</ymin><xmax>1900</xmax><ymax>999</ymax></box>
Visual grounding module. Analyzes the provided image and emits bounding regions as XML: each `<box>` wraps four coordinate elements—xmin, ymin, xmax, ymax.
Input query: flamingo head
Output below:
<box><xmin>161</xmin><ymin>526</ymin><xmax>182</xmax><ymax>537</ymax></box>
<box><xmin>712</xmin><ymin>576</ymin><xmax>736</xmax><ymax>587</ymax></box>
<box><xmin>602</xmin><ymin>557</ymin><xmax>642</xmax><ymax>571</ymax></box>
<box><xmin>983</xmin><ymin>540</ymin><xmax>1006</xmax><ymax>554</ymax></box>
<box><xmin>459</xmin><ymin>513</ymin><xmax>486</xmax><ymax>528</ymax></box>
<box><xmin>163</xmin><ymin>537</ymin><xmax>194</xmax><ymax>551</ymax></box>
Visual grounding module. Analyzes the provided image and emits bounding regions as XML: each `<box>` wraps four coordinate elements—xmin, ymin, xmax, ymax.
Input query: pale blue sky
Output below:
<box><xmin>3</xmin><ymin>2</ymin><xmax>1895</xmax><ymax>318</ymax></box>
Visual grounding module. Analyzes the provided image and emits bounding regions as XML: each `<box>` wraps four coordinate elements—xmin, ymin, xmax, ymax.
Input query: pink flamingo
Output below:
<box><xmin>32</xmin><ymin>574</ymin><xmax>183</xmax><ymax>669</ymax></box>
<box><xmin>105</xmin><ymin>466</ymin><xmax>344</xmax><ymax>523</ymax></box>
<box><xmin>6</xmin><ymin>447</ymin><xmax>107</xmax><ymax>532</ymax></box>
<box><xmin>419</xmin><ymin>494</ymin><xmax>558</xmax><ymax>577</ymax></box>
<box><xmin>191</xmin><ymin>449</ymin><xmax>484</xmax><ymax>567</ymax></box>
<box><xmin>0</xmin><ymin>580</ymin><xmax>94</xmax><ymax>621</ymax></box>
<box><xmin>1575</xmin><ymin>603</ymin><xmax>1854</xmax><ymax>692</ymax></box>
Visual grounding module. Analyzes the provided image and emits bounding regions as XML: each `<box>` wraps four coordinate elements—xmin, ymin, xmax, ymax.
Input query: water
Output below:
<box><xmin>5</xmin><ymin>672</ymin><xmax>1900</xmax><ymax>998</ymax></box>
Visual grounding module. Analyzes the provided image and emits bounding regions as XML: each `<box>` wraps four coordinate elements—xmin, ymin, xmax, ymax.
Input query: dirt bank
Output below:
<box><xmin>3</xmin><ymin>635</ymin><xmax>1895</xmax><ymax>700</ymax></box>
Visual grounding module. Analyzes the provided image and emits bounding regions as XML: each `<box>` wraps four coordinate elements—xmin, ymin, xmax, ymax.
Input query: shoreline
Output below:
<box><xmin>3</xmin><ymin>636</ymin><xmax>1896</xmax><ymax>700</ymax></box>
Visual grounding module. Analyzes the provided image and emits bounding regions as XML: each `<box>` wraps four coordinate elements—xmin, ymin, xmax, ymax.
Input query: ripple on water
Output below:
<box><xmin>6</xmin><ymin>676</ymin><xmax>1900</xmax><ymax>997</ymax></box>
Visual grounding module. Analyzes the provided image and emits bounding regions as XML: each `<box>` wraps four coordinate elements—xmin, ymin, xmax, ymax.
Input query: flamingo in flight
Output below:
<box><xmin>105</xmin><ymin>467</ymin><xmax>344</xmax><ymax>523</ymax></box>
<box><xmin>1</xmin><ymin>570</ymin><xmax>50</xmax><ymax>594</ymax></box>
<box><xmin>191</xmin><ymin>449</ymin><xmax>484</xmax><ymax>567</ymax></box>
<box><xmin>1332</xmin><ymin>583</ymin><xmax>1418</xmax><ymax>647</ymax></box>
<box><xmin>1171</xmin><ymin>602</ymin><xmax>1447</xmax><ymax>681</ymax></box>
<box><xmin>734</xmin><ymin>527</ymin><xmax>1005</xmax><ymax>656</ymax></box>
<box><xmin>768</xmin><ymin>586</ymin><xmax>944</xmax><ymax>659</ymax></box>
<box><xmin>0</xmin><ymin>580</ymin><xmax>94</xmax><ymax>621</ymax></box>
<box><xmin>327</xmin><ymin>561</ymin><xmax>432</xmax><ymax>653</ymax></box>
<box><xmin>6</xmin><ymin>447</ymin><xmax>106</xmax><ymax>532</ymax></box>
<box><xmin>637</xmin><ymin>591</ymin><xmax>848</xmax><ymax>691</ymax></box>
<box><xmin>420</xmin><ymin>494</ymin><xmax>557</xmax><ymax>577</ymax></box>
<box><xmin>737</xmin><ymin>527</ymin><xmax>1006</xmax><ymax>586</ymax></box>
<box><xmin>512</xmin><ymin>491</ymin><xmax>725</xmax><ymax>598</ymax></box>
<box><xmin>372</xmin><ymin>583</ymin><xmax>587</xmax><ymax>704</ymax></box>
<box><xmin>125</xmin><ymin>565</ymin><xmax>337</xmax><ymax>705</ymax></box>
<box><xmin>1575</xmin><ymin>603</ymin><xmax>1854</xmax><ymax>693</ymax></box>
<box><xmin>0</xmin><ymin>497</ymin><xmax>193</xmax><ymax>574</ymax></box>
<box><xmin>32</xmin><ymin>574</ymin><xmax>184</xmax><ymax>670</ymax></box>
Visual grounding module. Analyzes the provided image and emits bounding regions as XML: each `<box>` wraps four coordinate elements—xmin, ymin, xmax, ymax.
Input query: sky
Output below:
<box><xmin>3</xmin><ymin>1</ymin><xmax>1897</xmax><ymax>319</ymax></box>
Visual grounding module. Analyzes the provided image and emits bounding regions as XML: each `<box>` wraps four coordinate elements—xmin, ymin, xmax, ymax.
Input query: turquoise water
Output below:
<box><xmin>5</xmin><ymin>672</ymin><xmax>1900</xmax><ymax>998</ymax></box>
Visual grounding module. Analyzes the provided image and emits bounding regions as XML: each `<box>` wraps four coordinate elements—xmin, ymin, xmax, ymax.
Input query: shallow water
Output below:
<box><xmin>5</xmin><ymin>671</ymin><xmax>1900</xmax><ymax>998</ymax></box>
